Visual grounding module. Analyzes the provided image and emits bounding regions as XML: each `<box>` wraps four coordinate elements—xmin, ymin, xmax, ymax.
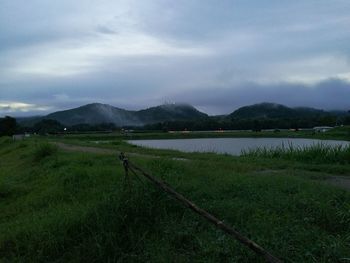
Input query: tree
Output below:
<box><xmin>319</xmin><ymin>116</ymin><xmax>336</xmax><ymax>126</ymax></box>
<box><xmin>0</xmin><ymin>116</ymin><xmax>17</xmax><ymax>136</ymax></box>
<box><xmin>252</xmin><ymin>119</ymin><xmax>262</xmax><ymax>132</ymax></box>
<box><xmin>344</xmin><ymin>116</ymin><xmax>350</xmax><ymax>125</ymax></box>
<box><xmin>33</xmin><ymin>119</ymin><xmax>64</xmax><ymax>135</ymax></box>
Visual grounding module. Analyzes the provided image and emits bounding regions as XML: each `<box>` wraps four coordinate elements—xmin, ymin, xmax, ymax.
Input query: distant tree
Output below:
<box><xmin>34</xmin><ymin>119</ymin><xmax>64</xmax><ymax>135</ymax></box>
<box><xmin>252</xmin><ymin>120</ymin><xmax>262</xmax><ymax>132</ymax></box>
<box><xmin>94</xmin><ymin>122</ymin><xmax>117</xmax><ymax>131</ymax></box>
<box><xmin>344</xmin><ymin>116</ymin><xmax>350</xmax><ymax>125</ymax></box>
<box><xmin>70</xmin><ymin>123</ymin><xmax>93</xmax><ymax>132</ymax></box>
<box><xmin>0</xmin><ymin>116</ymin><xmax>17</xmax><ymax>136</ymax></box>
<box><xmin>319</xmin><ymin>116</ymin><xmax>337</xmax><ymax>126</ymax></box>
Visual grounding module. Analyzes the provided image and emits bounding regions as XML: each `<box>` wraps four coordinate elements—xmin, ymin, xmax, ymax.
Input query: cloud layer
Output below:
<box><xmin>0</xmin><ymin>0</ymin><xmax>349</xmax><ymax>116</ymax></box>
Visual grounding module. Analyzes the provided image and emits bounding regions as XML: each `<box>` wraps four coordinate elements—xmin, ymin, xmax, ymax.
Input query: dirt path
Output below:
<box><xmin>326</xmin><ymin>176</ymin><xmax>350</xmax><ymax>191</ymax></box>
<box><xmin>55</xmin><ymin>142</ymin><xmax>117</xmax><ymax>155</ymax></box>
<box><xmin>54</xmin><ymin>142</ymin><xmax>188</xmax><ymax>161</ymax></box>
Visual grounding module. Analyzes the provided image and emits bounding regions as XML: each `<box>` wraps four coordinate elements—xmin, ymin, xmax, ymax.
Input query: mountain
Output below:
<box><xmin>229</xmin><ymin>102</ymin><xmax>328</xmax><ymax>119</ymax></box>
<box><xmin>293</xmin><ymin>107</ymin><xmax>327</xmax><ymax>118</ymax></box>
<box><xmin>45</xmin><ymin>103</ymin><xmax>140</xmax><ymax>126</ymax></box>
<box><xmin>136</xmin><ymin>103</ymin><xmax>207</xmax><ymax>123</ymax></box>
<box><xmin>16</xmin><ymin>116</ymin><xmax>43</xmax><ymax>127</ymax></box>
<box><xmin>20</xmin><ymin>103</ymin><xmax>208</xmax><ymax>127</ymax></box>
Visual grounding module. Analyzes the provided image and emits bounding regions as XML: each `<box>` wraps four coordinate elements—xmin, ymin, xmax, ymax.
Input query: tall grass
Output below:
<box><xmin>1</xmin><ymin>139</ymin><xmax>350</xmax><ymax>262</ymax></box>
<box><xmin>33</xmin><ymin>142</ymin><xmax>58</xmax><ymax>161</ymax></box>
<box><xmin>241</xmin><ymin>143</ymin><xmax>350</xmax><ymax>164</ymax></box>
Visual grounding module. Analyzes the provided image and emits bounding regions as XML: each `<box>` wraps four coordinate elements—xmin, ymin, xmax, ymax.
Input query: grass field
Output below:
<box><xmin>0</xmin><ymin>130</ymin><xmax>350</xmax><ymax>262</ymax></box>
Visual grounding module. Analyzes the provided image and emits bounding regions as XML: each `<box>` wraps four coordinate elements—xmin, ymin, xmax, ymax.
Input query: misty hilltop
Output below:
<box><xmin>20</xmin><ymin>103</ymin><xmax>208</xmax><ymax>126</ymax></box>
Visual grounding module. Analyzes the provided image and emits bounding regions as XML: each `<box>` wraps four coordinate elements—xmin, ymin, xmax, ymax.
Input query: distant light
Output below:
<box><xmin>64</xmin><ymin>128</ymin><xmax>67</xmax><ymax>131</ymax></box>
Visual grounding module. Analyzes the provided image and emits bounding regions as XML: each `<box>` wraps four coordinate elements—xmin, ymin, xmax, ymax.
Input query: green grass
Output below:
<box><xmin>0</xmin><ymin>136</ymin><xmax>350</xmax><ymax>262</ymax></box>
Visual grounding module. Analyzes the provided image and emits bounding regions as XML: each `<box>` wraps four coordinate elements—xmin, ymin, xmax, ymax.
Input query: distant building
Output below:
<box><xmin>313</xmin><ymin>126</ymin><xmax>333</xmax><ymax>133</ymax></box>
<box><xmin>12</xmin><ymin>134</ymin><xmax>25</xmax><ymax>141</ymax></box>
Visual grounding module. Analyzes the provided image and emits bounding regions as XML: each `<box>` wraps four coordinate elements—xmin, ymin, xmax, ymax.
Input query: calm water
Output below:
<box><xmin>128</xmin><ymin>138</ymin><xmax>350</xmax><ymax>156</ymax></box>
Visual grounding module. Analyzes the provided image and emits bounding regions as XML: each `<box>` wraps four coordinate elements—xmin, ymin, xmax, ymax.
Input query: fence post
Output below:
<box><xmin>119</xmin><ymin>152</ymin><xmax>131</xmax><ymax>190</ymax></box>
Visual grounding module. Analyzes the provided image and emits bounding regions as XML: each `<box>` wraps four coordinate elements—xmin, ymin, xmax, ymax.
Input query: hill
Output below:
<box><xmin>45</xmin><ymin>103</ymin><xmax>139</xmax><ymax>126</ymax></box>
<box><xmin>229</xmin><ymin>102</ymin><xmax>328</xmax><ymax>119</ymax></box>
<box><xmin>136</xmin><ymin>103</ymin><xmax>208</xmax><ymax>123</ymax></box>
<box><xmin>20</xmin><ymin>103</ymin><xmax>208</xmax><ymax>127</ymax></box>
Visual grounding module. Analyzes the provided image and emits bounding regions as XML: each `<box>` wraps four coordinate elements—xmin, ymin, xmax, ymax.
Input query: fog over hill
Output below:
<box><xmin>18</xmin><ymin>103</ymin><xmax>208</xmax><ymax>127</ymax></box>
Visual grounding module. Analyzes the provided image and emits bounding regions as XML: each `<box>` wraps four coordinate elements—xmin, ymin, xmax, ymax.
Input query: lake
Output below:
<box><xmin>128</xmin><ymin>138</ymin><xmax>350</xmax><ymax>156</ymax></box>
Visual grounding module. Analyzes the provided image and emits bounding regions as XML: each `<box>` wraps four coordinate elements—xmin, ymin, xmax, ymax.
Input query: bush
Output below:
<box><xmin>34</xmin><ymin>143</ymin><xmax>58</xmax><ymax>161</ymax></box>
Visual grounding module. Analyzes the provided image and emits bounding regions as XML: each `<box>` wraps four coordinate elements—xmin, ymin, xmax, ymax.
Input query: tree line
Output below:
<box><xmin>144</xmin><ymin>115</ymin><xmax>350</xmax><ymax>131</ymax></box>
<box><xmin>0</xmin><ymin>118</ymin><xmax>119</xmax><ymax>136</ymax></box>
<box><xmin>1</xmin><ymin>114</ymin><xmax>350</xmax><ymax>137</ymax></box>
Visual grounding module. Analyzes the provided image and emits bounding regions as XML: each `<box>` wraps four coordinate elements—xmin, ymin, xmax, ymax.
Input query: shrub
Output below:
<box><xmin>34</xmin><ymin>143</ymin><xmax>58</xmax><ymax>161</ymax></box>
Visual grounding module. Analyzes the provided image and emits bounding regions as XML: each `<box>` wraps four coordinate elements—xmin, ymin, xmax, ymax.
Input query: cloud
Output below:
<box><xmin>169</xmin><ymin>78</ymin><xmax>350</xmax><ymax>115</ymax></box>
<box><xmin>0</xmin><ymin>0</ymin><xmax>350</xmax><ymax>116</ymax></box>
<box><xmin>0</xmin><ymin>31</ymin><xmax>211</xmax><ymax>78</ymax></box>
<box><xmin>0</xmin><ymin>101</ymin><xmax>52</xmax><ymax>116</ymax></box>
<box><xmin>1</xmin><ymin>78</ymin><xmax>349</xmax><ymax>117</ymax></box>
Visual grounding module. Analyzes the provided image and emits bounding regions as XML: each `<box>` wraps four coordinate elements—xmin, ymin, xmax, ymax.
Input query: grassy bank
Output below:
<box><xmin>0</xmin><ymin>137</ymin><xmax>350</xmax><ymax>262</ymax></box>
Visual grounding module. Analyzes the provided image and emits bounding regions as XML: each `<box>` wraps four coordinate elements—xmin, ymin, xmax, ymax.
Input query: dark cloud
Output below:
<box><xmin>95</xmin><ymin>25</ymin><xmax>117</xmax><ymax>35</ymax></box>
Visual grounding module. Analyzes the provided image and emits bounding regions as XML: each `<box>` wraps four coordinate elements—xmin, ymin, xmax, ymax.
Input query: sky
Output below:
<box><xmin>0</xmin><ymin>0</ymin><xmax>350</xmax><ymax>116</ymax></box>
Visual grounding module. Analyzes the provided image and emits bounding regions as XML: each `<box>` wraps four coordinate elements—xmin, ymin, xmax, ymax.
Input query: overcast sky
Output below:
<box><xmin>1</xmin><ymin>0</ymin><xmax>350</xmax><ymax>116</ymax></box>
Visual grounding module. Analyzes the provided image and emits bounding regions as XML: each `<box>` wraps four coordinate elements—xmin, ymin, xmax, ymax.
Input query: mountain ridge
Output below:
<box><xmin>17</xmin><ymin>102</ymin><xmax>349</xmax><ymax>127</ymax></box>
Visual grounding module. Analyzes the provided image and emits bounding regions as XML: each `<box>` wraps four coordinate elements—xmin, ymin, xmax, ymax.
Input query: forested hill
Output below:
<box><xmin>229</xmin><ymin>102</ymin><xmax>327</xmax><ymax>119</ymax></box>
